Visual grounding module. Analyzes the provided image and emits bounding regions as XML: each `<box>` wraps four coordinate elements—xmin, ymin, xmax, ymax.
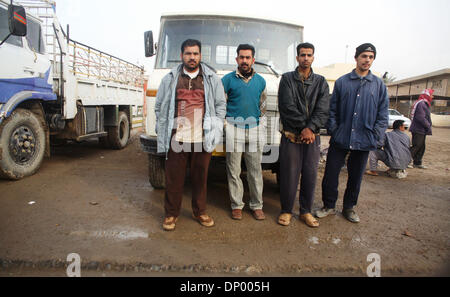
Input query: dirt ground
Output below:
<box><xmin>0</xmin><ymin>128</ymin><xmax>449</xmax><ymax>277</ymax></box>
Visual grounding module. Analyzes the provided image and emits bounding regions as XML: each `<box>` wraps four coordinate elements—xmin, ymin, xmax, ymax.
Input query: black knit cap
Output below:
<box><xmin>355</xmin><ymin>43</ymin><xmax>376</xmax><ymax>59</ymax></box>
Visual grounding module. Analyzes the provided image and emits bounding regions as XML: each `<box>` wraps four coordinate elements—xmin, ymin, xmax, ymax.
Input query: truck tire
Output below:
<box><xmin>148</xmin><ymin>153</ymin><xmax>165</xmax><ymax>189</ymax></box>
<box><xmin>107</xmin><ymin>111</ymin><xmax>129</xmax><ymax>149</ymax></box>
<box><xmin>0</xmin><ymin>108</ymin><xmax>46</xmax><ymax>180</ymax></box>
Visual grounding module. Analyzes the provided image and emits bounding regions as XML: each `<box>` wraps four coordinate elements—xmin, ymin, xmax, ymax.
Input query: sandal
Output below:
<box><xmin>278</xmin><ymin>213</ymin><xmax>292</xmax><ymax>226</ymax></box>
<box><xmin>365</xmin><ymin>170</ymin><xmax>378</xmax><ymax>176</ymax></box>
<box><xmin>163</xmin><ymin>216</ymin><xmax>178</xmax><ymax>231</ymax></box>
<box><xmin>300</xmin><ymin>213</ymin><xmax>319</xmax><ymax>228</ymax></box>
<box><xmin>192</xmin><ymin>214</ymin><xmax>215</xmax><ymax>227</ymax></box>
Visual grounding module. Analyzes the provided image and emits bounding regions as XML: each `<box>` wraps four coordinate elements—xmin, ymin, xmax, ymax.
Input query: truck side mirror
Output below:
<box><xmin>144</xmin><ymin>31</ymin><xmax>155</xmax><ymax>57</ymax></box>
<box><xmin>8</xmin><ymin>5</ymin><xmax>27</xmax><ymax>37</ymax></box>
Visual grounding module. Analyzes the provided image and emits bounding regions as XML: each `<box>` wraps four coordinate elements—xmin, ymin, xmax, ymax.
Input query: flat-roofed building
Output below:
<box><xmin>386</xmin><ymin>68</ymin><xmax>450</xmax><ymax>117</ymax></box>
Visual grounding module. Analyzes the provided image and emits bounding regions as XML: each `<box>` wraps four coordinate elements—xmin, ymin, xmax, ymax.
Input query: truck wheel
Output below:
<box><xmin>108</xmin><ymin>111</ymin><xmax>129</xmax><ymax>149</ymax></box>
<box><xmin>148</xmin><ymin>154</ymin><xmax>165</xmax><ymax>189</ymax></box>
<box><xmin>0</xmin><ymin>108</ymin><xmax>46</xmax><ymax>180</ymax></box>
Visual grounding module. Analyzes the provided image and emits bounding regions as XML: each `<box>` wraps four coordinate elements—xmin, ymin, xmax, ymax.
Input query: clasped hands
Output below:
<box><xmin>286</xmin><ymin>128</ymin><xmax>315</xmax><ymax>144</ymax></box>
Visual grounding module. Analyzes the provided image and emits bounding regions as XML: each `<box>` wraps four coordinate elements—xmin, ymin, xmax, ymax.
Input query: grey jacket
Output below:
<box><xmin>381</xmin><ymin>129</ymin><xmax>412</xmax><ymax>170</ymax></box>
<box><xmin>155</xmin><ymin>63</ymin><xmax>227</xmax><ymax>153</ymax></box>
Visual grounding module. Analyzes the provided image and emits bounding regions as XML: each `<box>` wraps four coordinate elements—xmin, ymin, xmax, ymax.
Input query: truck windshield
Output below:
<box><xmin>155</xmin><ymin>17</ymin><xmax>303</xmax><ymax>74</ymax></box>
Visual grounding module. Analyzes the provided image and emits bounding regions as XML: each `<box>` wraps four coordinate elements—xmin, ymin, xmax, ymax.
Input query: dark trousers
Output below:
<box><xmin>279</xmin><ymin>135</ymin><xmax>320</xmax><ymax>215</ymax></box>
<box><xmin>164</xmin><ymin>144</ymin><xmax>212</xmax><ymax>218</ymax></box>
<box><xmin>410</xmin><ymin>133</ymin><xmax>426</xmax><ymax>166</ymax></box>
<box><xmin>321</xmin><ymin>143</ymin><xmax>369</xmax><ymax>210</ymax></box>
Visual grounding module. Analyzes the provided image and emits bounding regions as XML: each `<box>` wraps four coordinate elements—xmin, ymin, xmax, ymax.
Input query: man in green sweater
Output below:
<box><xmin>222</xmin><ymin>44</ymin><xmax>267</xmax><ymax>221</ymax></box>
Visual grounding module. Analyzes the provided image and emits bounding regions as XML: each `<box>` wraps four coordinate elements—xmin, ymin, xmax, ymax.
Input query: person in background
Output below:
<box><xmin>409</xmin><ymin>89</ymin><xmax>434</xmax><ymax>169</ymax></box>
<box><xmin>277</xmin><ymin>42</ymin><xmax>330</xmax><ymax>227</ymax></box>
<box><xmin>316</xmin><ymin>43</ymin><xmax>389</xmax><ymax>223</ymax></box>
<box><xmin>366</xmin><ymin>120</ymin><xmax>411</xmax><ymax>178</ymax></box>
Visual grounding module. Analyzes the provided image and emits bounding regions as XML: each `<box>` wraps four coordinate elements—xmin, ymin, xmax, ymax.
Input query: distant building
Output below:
<box><xmin>386</xmin><ymin>68</ymin><xmax>450</xmax><ymax>117</ymax></box>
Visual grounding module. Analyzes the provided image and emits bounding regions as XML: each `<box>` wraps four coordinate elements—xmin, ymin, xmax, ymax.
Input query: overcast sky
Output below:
<box><xmin>55</xmin><ymin>0</ymin><xmax>450</xmax><ymax>80</ymax></box>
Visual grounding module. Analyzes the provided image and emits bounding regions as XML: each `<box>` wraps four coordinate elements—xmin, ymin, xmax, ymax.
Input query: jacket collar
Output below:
<box><xmin>171</xmin><ymin>62</ymin><xmax>214</xmax><ymax>77</ymax></box>
<box><xmin>350</xmin><ymin>69</ymin><xmax>374</xmax><ymax>82</ymax></box>
<box><xmin>293</xmin><ymin>67</ymin><xmax>315</xmax><ymax>85</ymax></box>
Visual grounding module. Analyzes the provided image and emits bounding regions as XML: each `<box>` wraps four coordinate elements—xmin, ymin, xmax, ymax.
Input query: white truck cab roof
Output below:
<box><xmin>161</xmin><ymin>11</ymin><xmax>303</xmax><ymax>28</ymax></box>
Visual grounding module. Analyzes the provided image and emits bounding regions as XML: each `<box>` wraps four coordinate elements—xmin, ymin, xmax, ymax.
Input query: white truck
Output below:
<box><xmin>0</xmin><ymin>0</ymin><xmax>145</xmax><ymax>179</ymax></box>
<box><xmin>140</xmin><ymin>13</ymin><xmax>303</xmax><ymax>188</ymax></box>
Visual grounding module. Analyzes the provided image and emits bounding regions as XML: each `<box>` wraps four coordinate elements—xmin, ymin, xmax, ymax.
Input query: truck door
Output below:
<box><xmin>0</xmin><ymin>5</ymin><xmax>30</xmax><ymax>104</ymax></box>
<box><xmin>24</xmin><ymin>17</ymin><xmax>52</xmax><ymax>89</ymax></box>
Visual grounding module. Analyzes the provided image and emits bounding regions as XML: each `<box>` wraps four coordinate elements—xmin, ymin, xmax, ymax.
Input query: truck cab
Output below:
<box><xmin>141</xmin><ymin>13</ymin><xmax>303</xmax><ymax>188</ymax></box>
<box><xmin>0</xmin><ymin>0</ymin><xmax>145</xmax><ymax>180</ymax></box>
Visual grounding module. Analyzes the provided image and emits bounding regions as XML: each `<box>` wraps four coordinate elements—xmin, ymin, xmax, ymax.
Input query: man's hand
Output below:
<box><xmin>299</xmin><ymin>128</ymin><xmax>315</xmax><ymax>144</ymax></box>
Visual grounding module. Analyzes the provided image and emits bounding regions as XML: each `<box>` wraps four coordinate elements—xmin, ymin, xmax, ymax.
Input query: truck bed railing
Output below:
<box><xmin>16</xmin><ymin>0</ymin><xmax>144</xmax><ymax>88</ymax></box>
<box><xmin>67</xmin><ymin>38</ymin><xmax>144</xmax><ymax>88</ymax></box>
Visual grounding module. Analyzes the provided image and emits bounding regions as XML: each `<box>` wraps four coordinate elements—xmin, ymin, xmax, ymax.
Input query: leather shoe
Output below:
<box><xmin>342</xmin><ymin>208</ymin><xmax>360</xmax><ymax>223</ymax></box>
<box><xmin>252</xmin><ymin>209</ymin><xmax>266</xmax><ymax>220</ymax></box>
<box><xmin>231</xmin><ymin>209</ymin><xmax>242</xmax><ymax>220</ymax></box>
<box><xmin>314</xmin><ymin>207</ymin><xmax>336</xmax><ymax>218</ymax></box>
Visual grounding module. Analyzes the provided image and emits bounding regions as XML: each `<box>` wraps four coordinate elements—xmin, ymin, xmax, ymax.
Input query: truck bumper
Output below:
<box><xmin>139</xmin><ymin>134</ymin><xmax>165</xmax><ymax>157</ymax></box>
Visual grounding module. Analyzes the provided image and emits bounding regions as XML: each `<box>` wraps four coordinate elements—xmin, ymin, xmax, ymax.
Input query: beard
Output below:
<box><xmin>183</xmin><ymin>60</ymin><xmax>200</xmax><ymax>72</ymax></box>
<box><xmin>238</xmin><ymin>63</ymin><xmax>252</xmax><ymax>74</ymax></box>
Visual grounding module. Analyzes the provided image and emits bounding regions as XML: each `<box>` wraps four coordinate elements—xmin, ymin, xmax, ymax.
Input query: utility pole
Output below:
<box><xmin>345</xmin><ymin>44</ymin><xmax>349</xmax><ymax>63</ymax></box>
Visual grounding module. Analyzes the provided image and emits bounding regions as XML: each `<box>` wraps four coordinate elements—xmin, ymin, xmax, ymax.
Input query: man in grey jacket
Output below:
<box><xmin>366</xmin><ymin>120</ymin><xmax>412</xmax><ymax>178</ymax></box>
<box><xmin>155</xmin><ymin>39</ymin><xmax>226</xmax><ymax>231</ymax></box>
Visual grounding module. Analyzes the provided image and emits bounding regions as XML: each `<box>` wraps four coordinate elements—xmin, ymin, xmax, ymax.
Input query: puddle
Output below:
<box><xmin>70</xmin><ymin>228</ymin><xmax>148</xmax><ymax>240</ymax></box>
<box><xmin>332</xmin><ymin>238</ymin><xmax>341</xmax><ymax>245</ymax></box>
<box><xmin>308</xmin><ymin>237</ymin><xmax>319</xmax><ymax>245</ymax></box>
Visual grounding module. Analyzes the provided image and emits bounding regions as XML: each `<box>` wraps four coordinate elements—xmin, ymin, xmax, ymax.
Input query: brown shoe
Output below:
<box><xmin>231</xmin><ymin>209</ymin><xmax>242</xmax><ymax>220</ymax></box>
<box><xmin>192</xmin><ymin>214</ymin><xmax>215</xmax><ymax>227</ymax></box>
<box><xmin>252</xmin><ymin>209</ymin><xmax>266</xmax><ymax>220</ymax></box>
<box><xmin>300</xmin><ymin>213</ymin><xmax>319</xmax><ymax>228</ymax></box>
<box><xmin>162</xmin><ymin>216</ymin><xmax>178</xmax><ymax>231</ymax></box>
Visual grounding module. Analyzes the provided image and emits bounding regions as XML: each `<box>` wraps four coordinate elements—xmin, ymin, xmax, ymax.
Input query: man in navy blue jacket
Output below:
<box><xmin>316</xmin><ymin>43</ymin><xmax>389</xmax><ymax>223</ymax></box>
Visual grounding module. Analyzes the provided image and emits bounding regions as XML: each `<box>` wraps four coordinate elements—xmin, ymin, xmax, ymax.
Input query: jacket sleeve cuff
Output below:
<box><xmin>306</xmin><ymin>123</ymin><xmax>317</xmax><ymax>134</ymax></box>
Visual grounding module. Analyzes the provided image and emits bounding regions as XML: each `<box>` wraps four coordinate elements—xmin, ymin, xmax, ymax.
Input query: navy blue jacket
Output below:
<box><xmin>327</xmin><ymin>70</ymin><xmax>389</xmax><ymax>151</ymax></box>
<box><xmin>409</xmin><ymin>101</ymin><xmax>432</xmax><ymax>135</ymax></box>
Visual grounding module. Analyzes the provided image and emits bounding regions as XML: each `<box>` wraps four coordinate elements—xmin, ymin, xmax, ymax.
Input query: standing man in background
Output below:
<box><xmin>277</xmin><ymin>42</ymin><xmax>330</xmax><ymax>227</ymax></box>
<box><xmin>317</xmin><ymin>43</ymin><xmax>389</xmax><ymax>223</ymax></box>
<box><xmin>155</xmin><ymin>39</ymin><xmax>226</xmax><ymax>231</ymax></box>
<box><xmin>409</xmin><ymin>89</ymin><xmax>434</xmax><ymax>169</ymax></box>
<box><xmin>222</xmin><ymin>44</ymin><xmax>267</xmax><ymax>221</ymax></box>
